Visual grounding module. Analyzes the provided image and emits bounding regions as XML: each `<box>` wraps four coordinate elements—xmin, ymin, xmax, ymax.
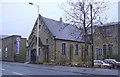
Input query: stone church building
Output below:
<box><xmin>27</xmin><ymin>14</ymin><xmax>91</xmax><ymax>65</ymax></box>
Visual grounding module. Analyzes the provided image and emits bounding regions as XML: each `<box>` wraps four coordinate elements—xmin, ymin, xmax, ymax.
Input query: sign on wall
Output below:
<box><xmin>5</xmin><ymin>48</ymin><xmax>7</xmax><ymax>57</ymax></box>
<box><xmin>16</xmin><ymin>37</ymin><xmax>20</xmax><ymax>54</ymax></box>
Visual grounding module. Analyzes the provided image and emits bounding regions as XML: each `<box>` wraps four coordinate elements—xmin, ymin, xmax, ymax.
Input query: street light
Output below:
<box><xmin>29</xmin><ymin>2</ymin><xmax>39</xmax><ymax>58</ymax></box>
<box><xmin>29</xmin><ymin>2</ymin><xmax>33</xmax><ymax>5</ymax></box>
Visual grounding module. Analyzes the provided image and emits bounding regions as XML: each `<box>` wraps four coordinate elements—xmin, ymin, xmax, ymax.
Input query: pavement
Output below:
<box><xmin>1</xmin><ymin>61</ymin><xmax>120</xmax><ymax>76</ymax></box>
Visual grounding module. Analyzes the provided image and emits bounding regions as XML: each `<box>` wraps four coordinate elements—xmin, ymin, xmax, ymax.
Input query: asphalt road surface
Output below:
<box><xmin>1</xmin><ymin>62</ymin><xmax>119</xmax><ymax>77</ymax></box>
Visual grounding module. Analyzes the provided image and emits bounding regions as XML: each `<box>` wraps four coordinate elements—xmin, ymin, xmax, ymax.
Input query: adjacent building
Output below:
<box><xmin>27</xmin><ymin>15</ymin><xmax>91</xmax><ymax>66</ymax></box>
<box><xmin>0</xmin><ymin>35</ymin><xmax>27</xmax><ymax>62</ymax></box>
<box><xmin>93</xmin><ymin>22</ymin><xmax>120</xmax><ymax>61</ymax></box>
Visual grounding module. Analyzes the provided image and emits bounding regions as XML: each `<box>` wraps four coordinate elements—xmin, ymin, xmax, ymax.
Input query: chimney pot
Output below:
<box><xmin>60</xmin><ymin>17</ymin><xmax>62</xmax><ymax>22</ymax></box>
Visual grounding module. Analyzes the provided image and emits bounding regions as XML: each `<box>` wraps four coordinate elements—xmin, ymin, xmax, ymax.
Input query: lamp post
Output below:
<box><xmin>90</xmin><ymin>4</ymin><xmax>94</xmax><ymax>67</ymax></box>
<box><xmin>29</xmin><ymin>2</ymin><xmax>39</xmax><ymax>58</ymax></box>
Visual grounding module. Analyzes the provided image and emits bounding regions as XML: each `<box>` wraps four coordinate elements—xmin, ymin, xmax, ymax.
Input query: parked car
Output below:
<box><xmin>94</xmin><ymin>60</ymin><xmax>112</xmax><ymax>68</ymax></box>
<box><xmin>104</xmin><ymin>59</ymin><xmax>120</xmax><ymax>68</ymax></box>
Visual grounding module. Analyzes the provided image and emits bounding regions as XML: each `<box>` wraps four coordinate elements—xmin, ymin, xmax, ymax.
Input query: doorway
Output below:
<box><xmin>30</xmin><ymin>49</ymin><xmax>36</xmax><ymax>62</ymax></box>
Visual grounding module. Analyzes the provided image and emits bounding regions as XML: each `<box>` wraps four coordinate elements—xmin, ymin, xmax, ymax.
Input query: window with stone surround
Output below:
<box><xmin>46</xmin><ymin>39</ymin><xmax>48</xmax><ymax>44</ymax></box>
<box><xmin>96</xmin><ymin>48</ymin><xmax>102</xmax><ymax>59</ymax></box>
<box><xmin>103</xmin><ymin>45</ymin><xmax>107</xmax><ymax>59</ymax></box>
<box><xmin>101</xmin><ymin>27</ymin><xmax>112</xmax><ymax>37</ymax></box>
<box><xmin>62</xmin><ymin>43</ymin><xmax>66</xmax><ymax>55</ymax></box>
<box><xmin>106</xmin><ymin>28</ymin><xmax>112</xmax><ymax>37</ymax></box>
<box><xmin>75</xmin><ymin>44</ymin><xmax>78</xmax><ymax>55</ymax></box>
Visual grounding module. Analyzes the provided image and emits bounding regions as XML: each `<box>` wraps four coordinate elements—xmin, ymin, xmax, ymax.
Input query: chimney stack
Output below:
<box><xmin>60</xmin><ymin>17</ymin><xmax>62</xmax><ymax>22</ymax></box>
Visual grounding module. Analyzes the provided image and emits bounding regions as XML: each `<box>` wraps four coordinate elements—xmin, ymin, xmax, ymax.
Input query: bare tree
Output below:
<box><xmin>61</xmin><ymin>0</ymin><xmax>108</xmax><ymax>65</ymax></box>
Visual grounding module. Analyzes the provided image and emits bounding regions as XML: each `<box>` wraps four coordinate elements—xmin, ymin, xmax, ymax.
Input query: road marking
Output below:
<box><xmin>0</xmin><ymin>68</ymin><xmax>5</xmax><ymax>70</ymax></box>
<box><xmin>13</xmin><ymin>72</ymin><xmax>23</xmax><ymax>75</ymax></box>
<box><xmin>2</xmin><ymin>68</ymin><xmax>5</xmax><ymax>70</ymax></box>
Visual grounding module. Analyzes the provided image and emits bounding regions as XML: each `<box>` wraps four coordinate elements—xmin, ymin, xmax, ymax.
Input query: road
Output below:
<box><xmin>1</xmin><ymin>62</ymin><xmax>120</xmax><ymax>77</ymax></box>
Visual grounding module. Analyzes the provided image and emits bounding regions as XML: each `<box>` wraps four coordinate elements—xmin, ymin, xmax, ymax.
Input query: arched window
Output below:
<box><xmin>62</xmin><ymin>43</ymin><xmax>66</xmax><ymax>55</ymax></box>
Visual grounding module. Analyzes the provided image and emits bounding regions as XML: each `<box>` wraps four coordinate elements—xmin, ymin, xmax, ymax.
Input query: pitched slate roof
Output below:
<box><xmin>0</xmin><ymin>35</ymin><xmax>9</xmax><ymax>39</ymax></box>
<box><xmin>99</xmin><ymin>22</ymin><xmax>120</xmax><ymax>27</ymax></box>
<box><xmin>40</xmin><ymin>15</ymin><xmax>84</xmax><ymax>42</ymax></box>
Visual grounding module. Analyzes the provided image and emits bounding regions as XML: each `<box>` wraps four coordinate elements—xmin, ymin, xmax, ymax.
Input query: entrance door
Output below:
<box><xmin>31</xmin><ymin>49</ymin><xmax>36</xmax><ymax>62</ymax></box>
<box><xmin>69</xmin><ymin>45</ymin><xmax>73</xmax><ymax>64</ymax></box>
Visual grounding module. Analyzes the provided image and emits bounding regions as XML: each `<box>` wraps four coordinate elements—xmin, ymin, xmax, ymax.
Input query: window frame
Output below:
<box><xmin>75</xmin><ymin>44</ymin><xmax>79</xmax><ymax>55</ymax></box>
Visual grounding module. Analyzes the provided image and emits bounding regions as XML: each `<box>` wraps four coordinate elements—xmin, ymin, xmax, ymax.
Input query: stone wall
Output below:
<box><xmin>38</xmin><ymin>18</ymin><xmax>55</xmax><ymax>63</ymax></box>
<box><xmin>2</xmin><ymin>35</ymin><xmax>27</xmax><ymax>62</ymax></box>
<box><xmin>93</xmin><ymin>24</ymin><xmax>119</xmax><ymax>61</ymax></box>
<box><xmin>2</xmin><ymin>36</ymin><xmax>14</xmax><ymax>61</ymax></box>
<box><xmin>55</xmin><ymin>39</ymin><xmax>91</xmax><ymax>66</ymax></box>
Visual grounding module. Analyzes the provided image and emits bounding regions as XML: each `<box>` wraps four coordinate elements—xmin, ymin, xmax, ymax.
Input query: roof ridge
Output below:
<box><xmin>41</xmin><ymin>16</ymin><xmax>61</xmax><ymax>23</ymax></box>
<box><xmin>39</xmin><ymin>14</ymin><xmax>70</xmax><ymax>25</ymax></box>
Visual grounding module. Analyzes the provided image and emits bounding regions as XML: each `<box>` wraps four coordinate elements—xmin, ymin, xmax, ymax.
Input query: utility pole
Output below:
<box><xmin>90</xmin><ymin>4</ymin><xmax>94</xmax><ymax>67</ymax></box>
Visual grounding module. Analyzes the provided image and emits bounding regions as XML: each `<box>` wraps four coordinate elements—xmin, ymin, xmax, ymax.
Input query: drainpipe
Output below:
<box><xmin>53</xmin><ymin>36</ymin><xmax>56</xmax><ymax>63</ymax></box>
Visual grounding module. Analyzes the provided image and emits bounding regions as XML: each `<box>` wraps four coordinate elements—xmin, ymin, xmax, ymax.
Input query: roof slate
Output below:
<box><xmin>0</xmin><ymin>35</ymin><xmax>9</xmax><ymax>39</ymax></box>
<box><xmin>40</xmin><ymin>15</ymin><xmax>84</xmax><ymax>42</ymax></box>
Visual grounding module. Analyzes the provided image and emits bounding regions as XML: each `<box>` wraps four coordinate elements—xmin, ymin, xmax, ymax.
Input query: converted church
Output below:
<box><xmin>27</xmin><ymin>14</ymin><xmax>91</xmax><ymax>66</ymax></box>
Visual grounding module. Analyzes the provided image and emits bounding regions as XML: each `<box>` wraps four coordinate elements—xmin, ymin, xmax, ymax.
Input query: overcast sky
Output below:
<box><xmin>0</xmin><ymin>0</ymin><xmax>119</xmax><ymax>38</ymax></box>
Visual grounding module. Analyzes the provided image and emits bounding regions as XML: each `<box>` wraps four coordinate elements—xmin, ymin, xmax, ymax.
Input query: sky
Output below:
<box><xmin>0</xmin><ymin>0</ymin><xmax>119</xmax><ymax>38</ymax></box>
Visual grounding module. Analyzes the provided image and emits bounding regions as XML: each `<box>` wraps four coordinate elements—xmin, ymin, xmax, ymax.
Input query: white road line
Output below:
<box><xmin>0</xmin><ymin>68</ymin><xmax>5</xmax><ymax>70</ymax></box>
<box><xmin>12</xmin><ymin>72</ymin><xmax>23</xmax><ymax>75</ymax></box>
<box><xmin>2</xmin><ymin>68</ymin><xmax>5</xmax><ymax>70</ymax></box>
